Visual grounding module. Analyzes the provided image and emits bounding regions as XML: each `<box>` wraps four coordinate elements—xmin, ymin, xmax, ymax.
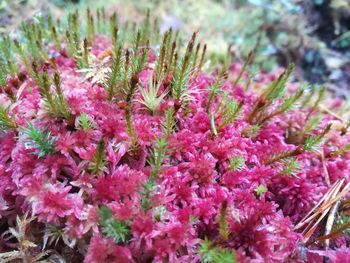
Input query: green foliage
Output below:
<box><xmin>52</xmin><ymin>71</ymin><xmax>72</xmax><ymax>119</ymax></box>
<box><xmin>142</xmin><ymin>138</ymin><xmax>168</xmax><ymax>210</ymax></box>
<box><xmin>137</xmin><ymin>75</ymin><xmax>168</xmax><ymax>114</ymax></box>
<box><xmin>218</xmin><ymin>201</ymin><xmax>229</xmax><ymax>240</ymax></box>
<box><xmin>228</xmin><ymin>156</ymin><xmax>245</xmax><ymax>171</ymax></box>
<box><xmin>214</xmin><ymin>94</ymin><xmax>242</xmax><ymax>131</ymax></box>
<box><xmin>106</xmin><ymin>46</ymin><xmax>122</xmax><ymax>100</ymax></box>
<box><xmin>305</xmin><ymin>86</ymin><xmax>326</xmax><ymax>122</ymax></box>
<box><xmin>304</xmin><ymin>136</ymin><xmax>324</xmax><ymax>152</ymax></box>
<box><xmin>152</xmin><ymin>205</ymin><xmax>167</xmax><ymax>222</ymax></box>
<box><xmin>265</xmin><ymin>145</ymin><xmax>303</xmax><ymax>165</ymax></box>
<box><xmin>280</xmin><ymin>157</ymin><xmax>301</xmax><ymax>177</ymax></box>
<box><xmin>0</xmin><ymin>35</ymin><xmax>18</xmax><ymax>79</ymax></box>
<box><xmin>279</xmin><ymin>85</ymin><xmax>305</xmax><ymax>112</ymax></box>
<box><xmin>77</xmin><ymin>113</ymin><xmax>93</xmax><ymax>131</ymax></box>
<box><xmin>86</xmin><ymin>8</ymin><xmax>95</xmax><ymax>41</ymax></box>
<box><xmin>33</xmin><ymin>66</ymin><xmax>71</xmax><ymax>119</ymax></box>
<box><xmin>329</xmin><ymin>143</ymin><xmax>350</xmax><ymax>158</ymax></box>
<box><xmin>20</xmin><ymin>23</ymin><xmax>42</xmax><ymax>62</ymax></box>
<box><xmin>259</xmin><ymin>84</ymin><xmax>306</xmax><ymax>124</ymax></box>
<box><xmin>232</xmin><ymin>51</ymin><xmax>254</xmax><ymax>87</ymax></box>
<box><xmin>0</xmin><ymin>105</ymin><xmax>16</xmax><ymax>131</ymax></box>
<box><xmin>335</xmin><ymin>214</ymin><xmax>350</xmax><ymax>234</ymax></box>
<box><xmin>303</xmin><ymin>114</ymin><xmax>322</xmax><ymax>135</ymax></box>
<box><xmin>265</xmin><ymin>64</ymin><xmax>294</xmax><ymax>101</ymax></box>
<box><xmin>163</xmin><ymin>108</ymin><xmax>176</xmax><ymax>138</ymax></box>
<box><xmin>171</xmin><ymin>33</ymin><xmax>196</xmax><ymax>103</ymax></box>
<box><xmin>22</xmin><ymin>123</ymin><xmax>55</xmax><ymax>158</ymax></box>
<box><xmin>155</xmin><ymin>29</ymin><xmax>171</xmax><ymax>81</ymax></box>
<box><xmin>13</xmin><ymin>39</ymin><xmax>30</xmax><ymax>72</ymax></box>
<box><xmin>255</xmin><ymin>184</ymin><xmax>267</xmax><ymax>196</ymax></box>
<box><xmin>98</xmin><ymin>206</ymin><xmax>130</xmax><ymax>243</ymax></box>
<box><xmin>221</xmin><ymin>100</ymin><xmax>240</xmax><ymax>126</ymax></box>
<box><xmin>88</xmin><ymin>140</ymin><xmax>106</xmax><ymax>175</ymax></box>
<box><xmin>241</xmin><ymin>124</ymin><xmax>261</xmax><ymax>138</ymax></box>
<box><xmin>248</xmin><ymin>64</ymin><xmax>301</xmax><ymax>125</ymax></box>
<box><xmin>0</xmin><ymin>60</ymin><xmax>7</xmax><ymax>87</ymax></box>
<box><xmin>304</xmin><ymin>124</ymin><xmax>331</xmax><ymax>152</ymax></box>
<box><xmin>199</xmin><ymin>238</ymin><xmax>236</xmax><ymax>263</ymax></box>
<box><xmin>206</xmin><ymin>70</ymin><xmax>227</xmax><ymax>113</ymax></box>
<box><xmin>148</xmin><ymin>138</ymin><xmax>168</xmax><ymax>181</ymax></box>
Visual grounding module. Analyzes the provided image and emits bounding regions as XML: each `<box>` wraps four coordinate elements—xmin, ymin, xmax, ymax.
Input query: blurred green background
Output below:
<box><xmin>1</xmin><ymin>0</ymin><xmax>350</xmax><ymax>96</ymax></box>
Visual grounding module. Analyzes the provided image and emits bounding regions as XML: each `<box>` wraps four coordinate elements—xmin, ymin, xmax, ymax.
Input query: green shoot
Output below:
<box><xmin>265</xmin><ymin>145</ymin><xmax>303</xmax><ymax>165</ymax></box>
<box><xmin>305</xmin><ymin>86</ymin><xmax>326</xmax><ymax>122</ymax></box>
<box><xmin>171</xmin><ymin>33</ymin><xmax>196</xmax><ymax>105</ymax></box>
<box><xmin>327</xmin><ymin>144</ymin><xmax>350</xmax><ymax>158</ymax></box>
<box><xmin>0</xmin><ymin>60</ymin><xmax>7</xmax><ymax>87</ymax></box>
<box><xmin>76</xmin><ymin>113</ymin><xmax>93</xmax><ymax>131</ymax></box>
<box><xmin>162</xmin><ymin>108</ymin><xmax>176</xmax><ymax>138</ymax></box>
<box><xmin>13</xmin><ymin>40</ymin><xmax>30</xmax><ymax>73</ymax></box>
<box><xmin>265</xmin><ymin>64</ymin><xmax>294</xmax><ymax>101</ymax></box>
<box><xmin>106</xmin><ymin>46</ymin><xmax>122</xmax><ymax>100</ymax></box>
<box><xmin>280</xmin><ymin>158</ymin><xmax>301</xmax><ymax>177</ymax></box>
<box><xmin>219</xmin><ymin>99</ymin><xmax>241</xmax><ymax>129</ymax></box>
<box><xmin>258</xmin><ymin>85</ymin><xmax>305</xmax><ymax>124</ymax></box>
<box><xmin>317</xmin><ymin>216</ymin><xmax>350</xmax><ymax>242</ymax></box>
<box><xmin>303</xmin><ymin>114</ymin><xmax>322</xmax><ymax>135</ymax></box>
<box><xmin>232</xmin><ymin>51</ymin><xmax>254</xmax><ymax>87</ymax></box>
<box><xmin>267</xmin><ymin>124</ymin><xmax>331</xmax><ymax>164</ymax></box>
<box><xmin>334</xmin><ymin>214</ymin><xmax>350</xmax><ymax>234</ymax></box>
<box><xmin>22</xmin><ymin>123</ymin><xmax>55</xmax><ymax>158</ymax></box>
<box><xmin>98</xmin><ymin>206</ymin><xmax>130</xmax><ymax>243</ymax></box>
<box><xmin>206</xmin><ymin>70</ymin><xmax>227</xmax><ymax>113</ymax></box>
<box><xmin>0</xmin><ymin>105</ymin><xmax>17</xmax><ymax>131</ymax></box>
<box><xmin>255</xmin><ymin>184</ymin><xmax>267</xmax><ymax>197</ymax></box>
<box><xmin>148</xmin><ymin>138</ymin><xmax>168</xmax><ymax>182</ymax></box>
<box><xmin>155</xmin><ymin>29</ymin><xmax>171</xmax><ymax>81</ymax></box>
<box><xmin>303</xmin><ymin>124</ymin><xmax>332</xmax><ymax>152</ymax></box>
<box><xmin>136</xmin><ymin>75</ymin><xmax>168</xmax><ymax>114</ymax></box>
<box><xmin>0</xmin><ymin>35</ymin><xmax>18</xmax><ymax>78</ymax></box>
<box><xmin>50</xmin><ymin>25</ymin><xmax>61</xmax><ymax>51</ymax></box>
<box><xmin>87</xmin><ymin>8</ymin><xmax>96</xmax><ymax>41</ymax></box>
<box><xmin>141</xmin><ymin>138</ymin><xmax>168</xmax><ymax>211</ymax></box>
<box><xmin>52</xmin><ymin>71</ymin><xmax>72</xmax><ymax>119</ymax></box>
<box><xmin>195</xmin><ymin>43</ymin><xmax>207</xmax><ymax>77</ymax></box>
<box><xmin>88</xmin><ymin>140</ymin><xmax>106</xmax><ymax>175</ymax></box>
<box><xmin>247</xmin><ymin>64</ymin><xmax>294</xmax><ymax>124</ymax></box>
<box><xmin>31</xmin><ymin>65</ymin><xmax>71</xmax><ymax>119</ymax></box>
<box><xmin>241</xmin><ymin>124</ymin><xmax>261</xmax><ymax>138</ymax></box>
<box><xmin>278</xmin><ymin>85</ymin><xmax>306</xmax><ymax>111</ymax></box>
<box><xmin>217</xmin><ymin>201</ymin><xmax>229</xmax><ymax>241</ymax></box>
<box><xmin>228</xmin><ymin>156</ymin><xmax>245</xmax><ymax>171</ymax></box>
<box><xmin>214</xmin><ymin>95</ymin><xmax>242</xmax><ymax>132</ymax></box>
<box><xmin>199</xmin><ymin>238</ymin><xmax>236</xmax><ymax>263</ymax></box>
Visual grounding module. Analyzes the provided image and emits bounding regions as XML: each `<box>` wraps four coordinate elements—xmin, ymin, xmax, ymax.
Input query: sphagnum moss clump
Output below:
<box><xmin>1</xmin><ymin>8</ymin><xmax>350</xmax><ymax>263</ymax></box>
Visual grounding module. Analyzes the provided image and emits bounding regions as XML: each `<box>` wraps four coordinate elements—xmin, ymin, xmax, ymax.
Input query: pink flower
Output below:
<box><xmin>85</xmin><ymin>235</ymin><xmax>133</xmax><ymax>263</ymax></box>
<box><xmin>188</xmin><ymin>152</ymin><xmax>217</xmax><ymax>184</ymax></box>
<box><xmin>35</xmin><ymin>184</ymin><xmax>75</xmax><ymax>224</ymax></box>
<box><xmin>94</xmin><ymin>165</ymin><xmax>146</xmax><ymax>201</ymax></box>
